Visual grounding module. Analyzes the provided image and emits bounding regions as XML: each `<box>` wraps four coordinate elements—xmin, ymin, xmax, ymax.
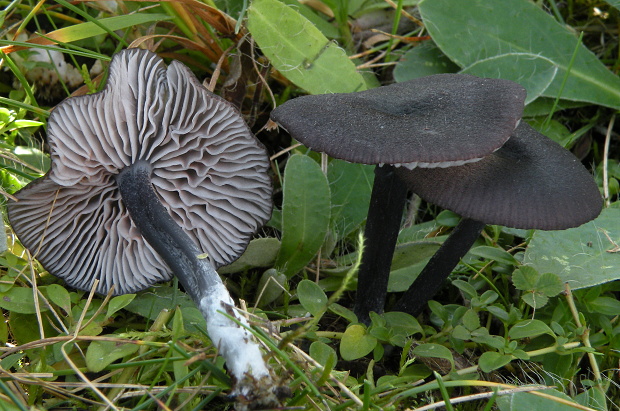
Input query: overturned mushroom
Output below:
<box><xmin>392</xmin><ymin>122</ymin><xmax>602</xmax><ymax>315</ymax></box>
<box><xmin>271</xmin><ymin>74</ymin><xmax>526</xmax><ymax>324</ymax></box>
<box><xmin>8</xmin><ymin>49</ymin><xmax>279</xmax><ymax>407</ymax></box>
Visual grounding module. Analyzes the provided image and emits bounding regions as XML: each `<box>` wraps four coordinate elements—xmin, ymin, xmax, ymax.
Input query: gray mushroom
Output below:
<box><xmin>392</xmin><ymin>122</ymin><xmax>603</xmax><ymax>315</ymax></box>
<box><xmin>8</xmin><ymin>49</ymin><xmax>279</xmax><ymax>406</ymax></box>
<box><xmin>270</xmin><ymin>74</ymin><xmax>527</xmax><ymax>324</ymax></box>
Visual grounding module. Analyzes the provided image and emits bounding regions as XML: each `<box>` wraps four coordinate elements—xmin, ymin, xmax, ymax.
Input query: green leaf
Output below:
<box><xmin>106</xmin><ymin>294</ymin><xmax>135</xmax><ymax>318</ymax></box>
<box><xmin>536</xmin><ymin>272</ymin><xmax>564</xmax><ymax>297</ymax></box>
<box><xmin>478</xmin><ymin>351</ymin><xmax>513</xmax><ymax>373</ymax></box>
<box><xmin>462</xmin><ymin>309</ymin><xmax>481</xmax><ymax>332</ymax></box>
<box><xmin>13</xmin><ymin>146</ymin><xmax>50</xmax><ymax>172</ymax></box>
<box><xmin>508</xmin><ymin>319</ymin><xmax>553</xmax><ymax>340</ymax></box>
<box><xmin>388</xmin><ymin>241</ymin><xmax>441</xmax><ymax>292</ymax></box>
<box><xmin>383</xmin><ymin>312</ymin><xmax>424</xmax><ymax>338</ymax></box>
<box><xmin>587</xmin><ymin>296</ymin><xmax>620</xmax><ymax>316</ymax></box>
<box><xmin>461</xmin><ymin>53</ymin><xmax>558</xmax><ymax>104</ymax></box>
<box><xmin>340</xmin><ymin>324</ymin><xmax>377</xmax><ymax>361</ymax></box>
<box><xmin>524</xmin><ymin>205</ymin><xmax>620</xmax><ymax>289</ymax></box>
<box><xmin>521</xmin><ymin>292</ymin><xmax>549</xmax><ymax>309</ymax></box>
<box><xmin>411</xmin><ymin>344</ymin><xmax>454</xmax><ymax>371</ymax></box>
<box><xmin>297</xmin><ymin>279</ymin><xmax>328</xmax><ymax>317</ymax></box>
<box><xmin>328</xmin><ymin>302</ymin><xmax>357</xmax><ymax>323</ymax></box>
<box><xmin>393</xmin><ymin>41</ymin><xmax>459</xmax><ymax>82</ymax></box>
<box><xmin>255</xmin><ymin>268</ymin><xmax>288</xmax><ymax>307</ymax></box>
<box><xmin>0</xmin><ymin>287</ymin><xmax>48</xmax><ymax>314</ymax></box>
<box><xmin>309</xmin><ymin>341</ymin><xmax>337</xmax><ymax>367</ymax></box>
<box><xmin>451</xmin><ymin>279</ymin><xmax>478</xmax><ymax>300</ymax></box>
<box><xmin>469</xmin><ymin>246</ymin><xmax>517</xmax><ymax>266</ymax></box>
<box><xmin>276</xmin><ymin>155</ymin><xmax>331</xmax><ymax>277</ymax></box>
<box><xmin>219</xmin><ymin>238</ymin><xmax>281</xmax><ymax>274</ymax></box>
<box><xmin>247</xmin><ymin>0</ymin><xmax>370</xmax><ymax>94</ymax></box>
<box><xmin>32</xmin><ymin>13</ymin><xmax>172</xmax><ymax>45</ymax></box>
<box><xmin>124</xmin><ymin>285</ymin><xmax>205</xmax><ymax>334</ymax></box>
<box><xmin>419</xmin><ymin>0</ymin><xmax>620</xmax><ymax>109</ymax></box>
<box><xmin>328</xmin><ymin>160</ymin><xmax>374</xmax><ymax>239</ymax></box>
<box><xmin>85</xmin><ymin>339</ymin><xmax>139</xmax><ymax>373</ymax></box>
<box><xmin>497</xmin><ymin>388</ymin><xmax>584</xmax><ymax>411</ymax></box>
<box><xmin>512</xmin><ymin>266</ymin><xmax>540</xmax><ymax>291</ymax></box>
<box><xmin>45</xmin><ymin>284</ymin><xmax>72</xmax><ymax>315</ymax></box>
<box><xmin>451</xmin><ymin>325</ymin><xmax>471</xmax><ymax>340</ymax></box>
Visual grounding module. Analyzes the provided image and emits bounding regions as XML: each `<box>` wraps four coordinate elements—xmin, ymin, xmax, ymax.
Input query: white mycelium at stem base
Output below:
<box><xmin>200</xmin><ymin>282</ymin><xmax>271</xmax><ymax>382</ymax></box>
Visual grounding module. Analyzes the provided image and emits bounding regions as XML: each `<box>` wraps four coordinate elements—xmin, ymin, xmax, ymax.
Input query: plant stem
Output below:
<box><xmin>116</xmin><ymin>161</ymin><xmax>278</xmax><ymax>407</ymax></box>
<box><xmin>564</xmin><ymin>284</ymin><xmax>605</xmax><ymax>392</ymax></box>
<box><xmin>393</xmin><ymin>218</ymin><xmax>486</xmax><ymax>316</ymax></box>
<box><xmin>354</xmin><ymin>164</ymin><xmax>408</xmax><ymax>324</ymax></box>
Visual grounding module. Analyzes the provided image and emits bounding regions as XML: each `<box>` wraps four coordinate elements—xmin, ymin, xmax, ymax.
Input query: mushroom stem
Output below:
<box><xmin>392</xmin><ymin>218</ymin><xmax>486</xmax><ymax>316</ymax></box>
<box><xmin>354</xmin><ymin>164</ymin><xmax>408</xmax><ymax>325</ymax></box>
<box><xmin>116</xmin><ymin>162</ymin><xmax>277</xmax><ymax>405</ymax></box>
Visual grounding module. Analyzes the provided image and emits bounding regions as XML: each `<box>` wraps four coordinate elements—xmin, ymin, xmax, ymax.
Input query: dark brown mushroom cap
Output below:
<box><xmin>8</xmin><ymin>49</ymin><xmax>273</xmax><ymax>294</ymax></box>
<box><xmin>270</xmin><ymin>74</ymin><xmax>526</xmax><ymax>165</ymax></box>
<box><xmin>395</xmin><ymin>123</ymin><xmax>603</xmax><ymax>230</ymax></box>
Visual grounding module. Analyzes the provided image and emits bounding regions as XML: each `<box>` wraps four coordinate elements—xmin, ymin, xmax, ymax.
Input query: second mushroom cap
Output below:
<box><xmin>271</xmin><ymin>74</ymin><xmax>527</xmax><ymax>166</ymax></box>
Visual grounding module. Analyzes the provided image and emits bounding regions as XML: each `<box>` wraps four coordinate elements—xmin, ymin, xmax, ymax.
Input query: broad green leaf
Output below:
<box><xmin>255</xmin><ymin>268</ymin><xmax>288</xmax><ymax>307</ymax></box>
<box><xmin>13</xmin><ymin>146</ymin><xmax>49</xmax><ymax>173</ymax></box>
<box><xmin>0</xmin><ymin>287</ymin><xmax>48</xmax><ymax>314</ymax></box>
<box><xmin>462</xmin><ymin>309</ymin><xmax>480</xmax><ymax>332</ymax></box>
<box><xmin>310</xmin><ymin>341</ymin><xmax>337</xmax><ymax>367</ymax></box>
<box><xmin>536</xmin><ymin>273</ymin><xmax>564</xmax><ymax>297</ymax></box>
<box><xmin>521</xmin><ymin>293</ymin><xmax>549</xmax><ymax>309</ymax></box>
<box><xmin>329</xmin><ymin>302</ymin><xmax>358</xmax><ymax>323</ymax></box>
<box><xmin>85</xmin><ymin>339</ymin><xmax>139</xmax><ymax>373</ymax></box>
<box><xmin>512</xmin><ymin>266</ymin><xmax>540</xmax><ymax>291</ymax></box>
<box><xmin>340</xmin><ymin>324</ymin><xmax>377</xmax><ymax>361</ymax></box>
<box><xmin>508</xmin><ymin>319</ymin><xmax>553</xmax><ymax>340</ymax></box>
<box><xmin>419</xmin><ymin>0</ymin><xmax>620</xmax><ymax>108</ymax></box>
<box><xmin>393</xmin><ymin>41</ymin><xmax>459</xmax><ymax>82</ymax></box>
<box><xmin>497</xmin><ymin>388</ymin><xmax>584</xmax><ymax>411</ymax></box>
<box><xmin>275</xmin><ymin>155</ymin><xmax>331</xmax><ymax>277</ymax></box>
<box><xmin>587</xmin><ymin>296</ymin><xmax>620</xmax><ymax>316</ymax></box>
<box><xmin>451</xmin><ymin>279</ymin><xmax>478</xmax><ymax>300</ymax></box>
<box><xmin>45</xmin><ymin>284</ymin><xmax>72</xmax><ymax>315</ymax></box>
<box><xmin>523</xmin><ymin>205</ymin><xmax>620</xmax><ymax>289</ymax></box>
<box><xmin>247</xmin><ymin>0</ymin><xmax>370</xmax><ymax>94</ymax></box>
<box><xmin>461</xmin><ymin>53</ymin><xmax>558</xmax><ymax>104</ymax></box>
<box><xmin>297</xmin><ymin>279</ymin><xmax>328</xmax><ymax>317</ymax></box>
<box><xmin>219</xmin><ymin>238</ymin><xmax>281</xmax><ymax>274</ymax></box>
<box><xmin>106</xmin><ymin>294</ymin><xmax>135</xmax><ymax>318</ymax></box>
<box><xmin>383</xmin><ymin>312</ymin><xmax>424</xmax><ymax>338</ymax></box>
<box><xmin>328</xmin><ymin>160</ymin><xmax>374</xmax><ymax>239</ymax></box>
<box><xmin>605</xmin><ymin>1</ymin><xmax>620</xmax><ymax>10</ymax></box>
<box><xmin>411</xmin><ymin>343</ymin><xmax>454</xmax><ymax>371</ymax></box>
<box><xmin>387</xmin><ymin>241</ymin><xmax>441</xmax><ymax>292</ymax></box>
<box><xmin>478</xmin><ymin>351</ymin><xmax>513</xmax><ymax>373</ymax></box>
<box><xmin>280</xmin><ymin>0</ymin><xmax>339</xmax><ymax>38</ymax></box>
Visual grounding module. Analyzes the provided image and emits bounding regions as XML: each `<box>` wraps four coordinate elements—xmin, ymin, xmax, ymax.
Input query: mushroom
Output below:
<box><xmin>270</xmin><ymin>74</ymin><xmax>526</xmax><ymax>324</ymax></box>
<box><xmin>7</xmin><ymin>49</ymin><xmax>279</xmax><ymax>406</ymax></box>
<box><xmin>391</xmin><ymin>122</ymin><xmax>603</xmax><ymax>315</ymax></box>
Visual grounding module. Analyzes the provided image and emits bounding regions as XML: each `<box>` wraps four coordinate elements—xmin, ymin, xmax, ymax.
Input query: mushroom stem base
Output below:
<box><xmin>392</xmin><ymin>218</ymin><xmax>486</xmax><ymax>316</ymax></box>
<box><xmin>116</xmin><ymin>162</ymin><xmax>280</xmax><ymax>408</ymax></box>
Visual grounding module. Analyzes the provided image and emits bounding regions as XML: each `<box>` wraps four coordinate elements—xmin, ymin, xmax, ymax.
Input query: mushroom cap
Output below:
<box><xmin>270</xmin><ymin>74</ymin><xmax>526</xmax><ymax>165</ymax></box>
<box><xmin>395</xmin><ymin>123</ymin><xmax>603</xmax><ymax>230</ymax></box>
<box><xmin>8</xmin><ymin>49</ymin><xmax>273</xmax><ymax>294</ymax></box>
